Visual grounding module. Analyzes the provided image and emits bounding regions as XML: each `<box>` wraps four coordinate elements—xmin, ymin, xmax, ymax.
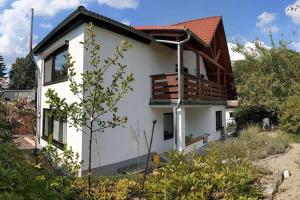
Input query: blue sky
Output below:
<box><xmin>1</xmin><ymin>0</ymin><xmax>300</xmax><ymax>69</ymax></box>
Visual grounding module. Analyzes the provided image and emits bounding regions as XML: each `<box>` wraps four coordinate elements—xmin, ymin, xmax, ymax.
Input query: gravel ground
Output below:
<box><xmin>257</xmin><ymin>143</ymin><xmax>300</xmax><ymax>200</ymax></box>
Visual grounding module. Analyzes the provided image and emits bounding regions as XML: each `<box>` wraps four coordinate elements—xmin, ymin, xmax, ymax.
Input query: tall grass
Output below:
<box><xmin>208</xmin><ymin>125</ymin><xmax>291</xmax><ymax>160</ymax></box>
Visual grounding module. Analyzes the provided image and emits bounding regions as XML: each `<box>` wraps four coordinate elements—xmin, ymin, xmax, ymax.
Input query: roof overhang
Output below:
<box><xmin>135</xmin><ymin>26</ymin><xmax>209</xmax><ymax>49</ymax></box>
<box><xmin>33</xmin><ymin>7</ymin><xmax>153</xmax><ymax>55</ymax></box>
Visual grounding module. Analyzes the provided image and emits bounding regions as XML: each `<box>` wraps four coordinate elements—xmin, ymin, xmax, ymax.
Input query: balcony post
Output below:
<box><xmin>196</xmin><ymin>52</ymin><xmax>200</xmax><ymax>79</ymax></box>
<box><xmin>217</xmin><ymin>68</ymin><xmax>220</xmax><ymax>84</ymax></box>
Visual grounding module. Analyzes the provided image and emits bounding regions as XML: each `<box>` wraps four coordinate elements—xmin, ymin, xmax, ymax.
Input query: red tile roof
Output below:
<box><xmin>174</xmin><ymin>16</ymin><xmax>221</xmax><ymax>45</ymax></box>
<box><xmin>135</xmin><ymin>16</ymin><xmax>222</xmax><ymax>46</ymax></box>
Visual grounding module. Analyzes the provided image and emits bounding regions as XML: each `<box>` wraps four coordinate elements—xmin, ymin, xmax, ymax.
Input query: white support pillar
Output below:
<box><xmin>176</xmin><ymin>107</ymin><xmax>186</xmax><ymax>152</ymax></box>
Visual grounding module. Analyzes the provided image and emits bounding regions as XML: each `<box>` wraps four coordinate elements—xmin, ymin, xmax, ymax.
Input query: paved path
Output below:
<box><xmin>13</xmin><ymin>134</ymin><xmax>35</xmax><ymax>150</ymax></box>
<box><xmin>258</xmin><ymin>143</ymin><xmax>300</xmax><ymax>200</ymax></box>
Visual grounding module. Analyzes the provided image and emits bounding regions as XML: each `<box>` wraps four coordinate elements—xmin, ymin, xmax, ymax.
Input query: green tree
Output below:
<box><xmin>0</xmin><ymin>54</ymin><xmax>6</xmax><ymax>78</ymax></box>
<box><xmin>45</xmin><ymin>23</ymin><xmax>134</xmax><ymax>193</ymax></box>
<box><xmin>280</xmin><ymin>92</ymin><xmax>300</xmax><ymax>134</ymax></box>
<box><xmin>233</xmin><ymin>38</ymin><xmax>300</xmax><ymax>113</ymax></box>
<box><xmin>9</xmin><ymin>55</ymin><xmax>36</xmax><ymax>89</ymax></box>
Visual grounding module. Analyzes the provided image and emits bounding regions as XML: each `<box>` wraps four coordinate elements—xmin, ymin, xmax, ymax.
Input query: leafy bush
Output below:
<box><xmin>235</xmin><ymin>106</ymin><xmax>278</xmax><ymax>130</ymax></box>
<box><xmin>209</xmin><ymin>125</ymin><xmax>290</xmax><ymax>160</ymax></box>
<box><xmin>145</xmin><ymin>151</ymin><xmax>262</xmax><ymax>199</ymax></box>
<box><xmin>11</xmin><ymin>96</ymin><xmax>36</xmax><ymax>135</ymax></box>
<box><xmin>68</xmin><ymin>176</ymin><xmax>138</xmax><ymax>200</ymax></box>
<box><xmin>44</xmin><ymin>136</ymin><xmax>82</xmax><ymax>177</ymax></box>
<box><xmin>0</xmin><ymin>143</ymin><xmax>59</xmax><ymax>199</ymax></box>
<box><xmin>280</xmin><ymin>94</ymin><xmax>300</xmax><ymax>134</ymax></box>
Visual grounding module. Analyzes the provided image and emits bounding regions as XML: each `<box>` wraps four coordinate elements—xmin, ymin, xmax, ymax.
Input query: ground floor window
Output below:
<box><xmin>164</xmin><ymin>113</ymin><xmax>174</xmax><ymax>140</ymax></box>
<box><xmin>216</xmin><ymin>111</ymin><xmax>223</xmax><ymax>131</ymax></box>
<box><xmin>229</xmin><ymin>111</ymin><xmax>234</xmax><ymax>118</ymax></box>
<box><xmin>42</xmin><ymin>109</ymin><xmax>67</xmax><ymax>149</ymax></box>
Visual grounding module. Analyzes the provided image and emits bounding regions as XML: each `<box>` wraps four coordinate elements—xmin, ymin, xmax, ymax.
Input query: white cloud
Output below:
<box><xmin>0</xmin><ymin>0</ymin><xmax>7</xmax><ymax>7</ymax></box>
<box><xmin>121</xmin><ymin>19</ymin><xmax>130</xmax><ymax>26</ymax></box>
<box><xmin>97</xmin><ymin>0</ymin><xmax>139</xmax><ymax>9</ymax></box>
<box><xmin>256</xmin><ymin>12</ymin><xmax>276</xmax><ymax>27</ymax></box>
<box><xmin>285</xmin><ymin>0</ymin><xmax>300</xmax><ymax>24</ymax></box>
<box><xmin>0</xmin><ymin>0</ymin><xmax>82</xmax><ymax>69</ymax></box>
<box><xmin>291</xmin><ymin>41</ymin><xmax>300</xmax><ymax>51</ymax></box>
<box><xmin>256</xmin><ymin>12</ymin><xmax>279</xmax><ymax>33</ymax></box>
<box><xmin>39</xmin><ymin>23</ymin><xmax>53</xmax><ymax>29</ymax></box>
<box><xmin>228</xmin><ymin>43</ymin><xmax>245</xmax><ymax>62</ymax></box>
<box><xmin>228</xmin><ymin>41</ymin><xmax>270</xmax><ymax>62</ymax></box>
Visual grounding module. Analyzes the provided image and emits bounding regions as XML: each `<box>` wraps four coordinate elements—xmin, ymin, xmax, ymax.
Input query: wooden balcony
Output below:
<box><xmin>150</xmin><ymin>73</ymin><xmax>226</xmax><ymax>102</ymax></box>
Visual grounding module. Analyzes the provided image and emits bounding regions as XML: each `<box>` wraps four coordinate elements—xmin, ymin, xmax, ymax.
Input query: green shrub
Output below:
<box><xmin>235</xmin><ymin>106</ymin><xmax>278</xmax><ymax>130</ymax></box>
<box><xmin>44</xmin><ymin>136</ymin><xmax>82</xmax><ymax>177</ymax></box>
<box><xmin>145</xmin><ymin>151</ymin><xmax>262</xmax><ymax>199</ymax></box>
<box><xmin>209</xmin><ymin>125</ymin><xmax>290</xmax><ymax>160</ymax></box>
<box><xmin>280</xmin><ymin>95</ymin><xmax>300</xmax><ymax>134</ymax></box>
<box><xmin>0</xmin><ymin>138</ymin><xmax>73</xmax><ymax>199</ymax></box>
<box><xmin>66</xmin><ymin>176</ymin><xmax>138</xmax><ymax>200</ymax></box>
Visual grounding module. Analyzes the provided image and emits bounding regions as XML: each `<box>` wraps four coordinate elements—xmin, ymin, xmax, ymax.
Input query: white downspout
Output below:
<box><xmin>155</xmin><ymin>32</ymin><xmax>191</xmax><ymax>151</ymax></box>
<box><xmin>35</xmin><ymin>60</ymin><xmax>42</xmax><ymax>149</ymax></box>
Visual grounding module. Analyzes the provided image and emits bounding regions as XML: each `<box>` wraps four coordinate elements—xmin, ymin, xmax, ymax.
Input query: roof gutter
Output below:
<box><xmin>155</xmin><ymin>31</ymin><xmax>191</xmax><ymax>151</ymax></box>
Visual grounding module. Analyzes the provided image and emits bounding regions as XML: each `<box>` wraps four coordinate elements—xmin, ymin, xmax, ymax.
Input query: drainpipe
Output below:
<box><xmin>155</xmin><ymin>31</ymin><xmax>191</xmax><ymax>151</ymax></box>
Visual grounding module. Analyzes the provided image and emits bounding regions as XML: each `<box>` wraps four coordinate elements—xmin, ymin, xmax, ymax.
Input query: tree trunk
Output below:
<box><xmin>88</xmin><ymin>126</ymin><xmax>93</xmax><ymax>195</ymax></box>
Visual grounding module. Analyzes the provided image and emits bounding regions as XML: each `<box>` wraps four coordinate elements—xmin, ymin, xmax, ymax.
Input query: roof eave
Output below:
<box><xmin>33</xmin><ymin>7</ymin><xmax>154</xmax><ymax>55</ymax></box>
<box><xmin>184</xmin><ymin>28</ymin><xmax>209</xmax><ymax>48</ymax></box>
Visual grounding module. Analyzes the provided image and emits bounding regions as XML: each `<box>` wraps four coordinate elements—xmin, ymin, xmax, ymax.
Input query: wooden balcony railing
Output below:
<box><xmin>151</xmin><ymin>73</ymin><xmax>226</xmax><ymax>101</ymax></box>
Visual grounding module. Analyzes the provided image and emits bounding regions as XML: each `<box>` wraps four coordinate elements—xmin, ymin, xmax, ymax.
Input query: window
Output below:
<box><xmin>163</xmin><ymin>113</ymin><xmax>174</xmax><ymax>140</ymax></box>
<box><xmin>216</xmin><ymin>111</ymin><xmax>223</xmax><ymax>131</ymax></box>
<box><xmin>44</xmin><ymin>47</ymin><xmax>68</xmax><ymax>84</ymax></box>
<box><xmin>229</xmin><ymin>112</ymin><xmax>234</xmax><ymax>118</ymax></box>
<box><xmin>43</xmin><ymin>109</ymin><xmax>67</xmax><ymax>148</ymax></box>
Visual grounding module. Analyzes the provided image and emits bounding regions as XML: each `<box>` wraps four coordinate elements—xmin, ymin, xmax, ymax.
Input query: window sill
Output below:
<box><xmin>41</xmin><ymin>136</ymin><xmax>64</xmax><ymax>150</ymax></box>
<box><xmin>43</xmin><ymin>79</ymin><xmax>68</xmax><ymax>86</ymax></box>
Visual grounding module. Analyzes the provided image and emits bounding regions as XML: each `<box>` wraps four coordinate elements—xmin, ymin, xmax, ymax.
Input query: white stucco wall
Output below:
<box><xmin>81</xmin><ymin>24</ymin><xmax>180</xmax><ymax>170</ymax></box>
<box><xmin>36</xmin><ymin>24</ymin><xmax>85</xmax><ymax>164</ymax></box>
<box><xmin>185</xmin><ymin>105</ymin><xmax>226</xmax><ymax>142</ymax></box>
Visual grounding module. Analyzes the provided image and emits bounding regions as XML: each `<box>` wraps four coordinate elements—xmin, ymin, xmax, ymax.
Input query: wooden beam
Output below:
<box><xmin>196</xmin><ymin>52</ymin><xmax>200</xmax><ymax>79</ymax></box>
<box><xmin>198</xmin><ymin>51</ymin><xmax>225</xmax><ymax>70</ymax></box>
<box><xmin>217</xmin><ymin>68</ymin><xmax>220</xmax><ymax>84</ymax></box>
<box><xmin>215</xmin><ymin>49</ymin><xmax>221</xmax><ymax>62</ymax></box>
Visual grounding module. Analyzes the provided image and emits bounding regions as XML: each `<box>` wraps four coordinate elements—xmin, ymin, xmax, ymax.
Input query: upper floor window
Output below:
<box><xmin>44</xmin><ymin>47</ymin><xmax>68</xmax><ymax>85</ymax></box>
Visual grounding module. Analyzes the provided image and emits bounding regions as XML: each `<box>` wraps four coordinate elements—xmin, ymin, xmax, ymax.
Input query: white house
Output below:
<box><xmin>33</xmin><ymin>6</ymin><xmax>236</xmax><ymax>175</ymax></box>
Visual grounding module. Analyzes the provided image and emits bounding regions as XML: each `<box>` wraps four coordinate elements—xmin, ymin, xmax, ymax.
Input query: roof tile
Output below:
<box><xmin>174</xmin><ymin>16</ymin><xmax>221</xmax><ymax>45</ymax></box>
<box><xmin>135</xmin><ymin>16</ymin><xmax>221</xmax><ymax>46</ymax></box>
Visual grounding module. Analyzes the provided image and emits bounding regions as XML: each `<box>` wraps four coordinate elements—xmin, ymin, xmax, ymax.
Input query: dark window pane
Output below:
<box><xmin>52</xmin><ymin>49</ymin><xmax>68</xmax><ymax>82</ymax></box>
<box><xmin>164</xmin><ymin>113</ymin><xmax>174</xmax><ymax>140</ymax></box>
<box><xmin>53</xmin><ymin>117</ymin><xmax>60</xmax><ymax>142</ymax></box>
<box><xmin>44</xmin><ymin>58</ymin><xmax>52</xmax><ymax>83</ymax></box>
<box><xmin>216</xmin><ymin>111</ymin><xmax>222</xmax><ymax>131</ymax></box>
<box><xmin>42</xmin><ymin>109</ymin><xmax>67</xmax><ymax>147</ymax></box>
<box><xmin>43</xmin><ymin>110</ymin><xmax>52</xmax><ymax>137</ymax></box>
